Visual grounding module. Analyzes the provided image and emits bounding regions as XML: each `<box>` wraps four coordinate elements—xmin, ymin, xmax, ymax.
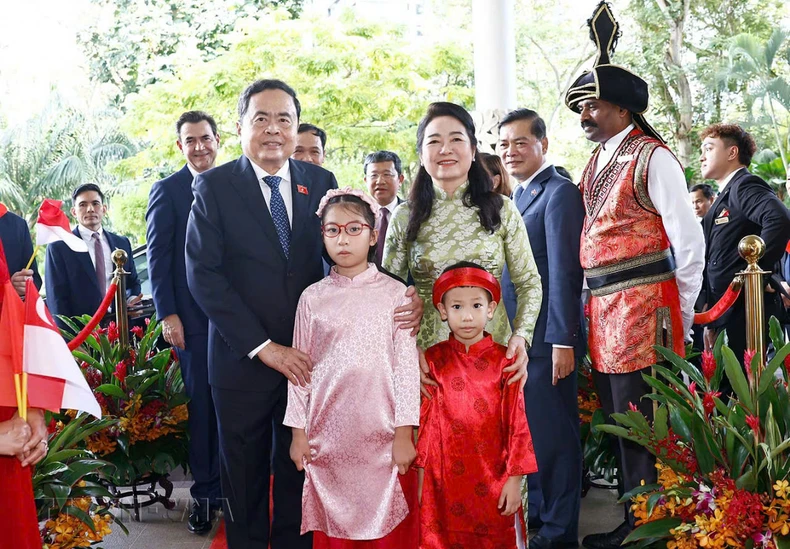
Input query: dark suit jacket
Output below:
<box><xmin>185</xmin><ymin>156</ymin><xmax>338</xmax><ymax>391</ymax></box>
<box><xmin>146</xmin><ymin>165</ymin><xmax>208</xmax><ymax>335</ymax></box>
<box><xmin>0</xmin><ymin>210</ymin><xmax>42</xmax><ymax>289</ymax></box>
<box><xmin>503</xmin><ymin>166</ymin><xmax>586</xmax><ymax>358</ymax></box>
<box><xmin>702</xmin><ymin>168</ymin><xmax>790</xmax><ymax>329</ymax></box>
<box><xmin>45</xmin><ymin>227</ymin><xmax>141</xmax><ymax>329</ymax></box>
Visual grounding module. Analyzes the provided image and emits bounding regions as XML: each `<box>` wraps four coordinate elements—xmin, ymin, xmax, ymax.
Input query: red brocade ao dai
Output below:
<box><xmin>416</xmin><ymin>334</ymin><xmax>537</xmax><ymax>549</ymax></box>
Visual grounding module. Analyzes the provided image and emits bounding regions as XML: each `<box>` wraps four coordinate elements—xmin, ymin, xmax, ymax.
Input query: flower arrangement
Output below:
<box><xmin>597</xmin><ymin>318</ymin><xmax>790</xmax><ymax>548</ymax></box>
<box><xmin>61</xmin><ymin>315</ymin><xmax>189</xmax><ymax>485</ymax></box>
<box><xmin>36</xmin><ymin>411</ymin><xmax>125</xmax><ymax>548</ymax></box>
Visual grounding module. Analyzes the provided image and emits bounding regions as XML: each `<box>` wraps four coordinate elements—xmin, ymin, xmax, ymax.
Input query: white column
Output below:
<box><xmin>472</xmin><ymin>0</ymin><xmax>516</xmax><ymax>112</ymax></box>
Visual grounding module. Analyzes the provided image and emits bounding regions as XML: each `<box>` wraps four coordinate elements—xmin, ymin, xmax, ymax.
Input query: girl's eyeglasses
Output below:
<box><xmin>321</xmin><ymin>222</ymin><xmax>373</xmax><ymax>238</ymax></box>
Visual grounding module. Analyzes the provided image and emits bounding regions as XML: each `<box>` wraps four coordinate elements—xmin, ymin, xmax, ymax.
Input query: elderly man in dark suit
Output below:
<box><xmin>700</xmin><ymin>123</ymin><xmax>790</xmax><ymax>361</ymax></box>
<box><xmin>499</xmin><ymin>109</ymin><xmax>585</xmax><ymax>549</ymax></box>
<box><xmin>45</xmin><ymin>184</ymin><xmax>141</xmax><ymax>331</ymax></box>
<box><xmin>146</xmin><ymin>111</ymin><xmax>221</xmax><ymax>535</ymax></box>
<box><xmin>0</xmin><ymin>205</ymin><xmax>41</xmax><ymax>298</ymax></box>
<box><xmin>185</xmin><ymin>79</ymin><xmax>423</xmax><ymax>549</ymax></box>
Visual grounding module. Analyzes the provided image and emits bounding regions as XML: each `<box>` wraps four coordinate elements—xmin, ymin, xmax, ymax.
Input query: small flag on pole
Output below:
<box><xmin>34</xmin><ymin>199</ymin><xmax>88</xmax><ymax>252</ymax></box>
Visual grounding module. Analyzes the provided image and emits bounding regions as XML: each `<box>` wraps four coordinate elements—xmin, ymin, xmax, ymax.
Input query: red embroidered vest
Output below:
<box><xmin>579</xmin><ymin>128</ymin><xmax>685</xmax><ymax>374</ymax></box>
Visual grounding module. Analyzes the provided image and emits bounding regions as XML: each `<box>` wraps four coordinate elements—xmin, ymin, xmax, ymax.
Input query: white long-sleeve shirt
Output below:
<box><xmin>596</xmin><ymin>124</ymin><xmax>705</xmax><ymax>337</ymax></box>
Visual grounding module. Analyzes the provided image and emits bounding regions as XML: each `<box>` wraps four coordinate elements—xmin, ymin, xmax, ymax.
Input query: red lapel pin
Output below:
<box><xmin>297</xmin><ymin>185</ymin><xmax>308</xmax><ymax>195</ymax></box>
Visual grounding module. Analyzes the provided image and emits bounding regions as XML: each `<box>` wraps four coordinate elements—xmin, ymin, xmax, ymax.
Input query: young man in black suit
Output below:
<box><xmin>185</xmin><ymin>79</ymin><xmax>423</xmax><ymax>549</ymax></box>
<box><xmin>146</xmin><ymin>111</ymin><xmax>221</xmax><ymax>534</ymax></box>
<box><xmin>45</xmin><ymin>184</ymin><xmax>141</xmax><ymax>331</ymax></box>
<box><xmin>700</xmin><ymin>124</ymin><xmax>790</xmax><ymax>360</ymax></box>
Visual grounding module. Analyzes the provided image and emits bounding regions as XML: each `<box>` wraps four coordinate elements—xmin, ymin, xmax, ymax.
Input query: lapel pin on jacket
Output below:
<box><xmin>297</xmin><ymin>185</ymin><xmax>308</xmax><ymax>195</ymax></box>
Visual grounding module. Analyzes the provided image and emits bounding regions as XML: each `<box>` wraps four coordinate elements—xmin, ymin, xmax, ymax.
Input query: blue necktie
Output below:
<box><xmin>263</xmin><ymin>175</ymin><xmax>291</xmax><ymax>258</ymax></box>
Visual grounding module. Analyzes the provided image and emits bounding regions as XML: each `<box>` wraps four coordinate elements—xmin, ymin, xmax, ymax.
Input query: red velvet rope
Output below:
<box><xmin>67</xmin><ymin>281</ymin><xmax>118</xmax><ymax>351</ymax></box>
<box><xmin>694</xmin><ymin>278</ymin><xmax>743</xmax><ymax>325</ymax></box>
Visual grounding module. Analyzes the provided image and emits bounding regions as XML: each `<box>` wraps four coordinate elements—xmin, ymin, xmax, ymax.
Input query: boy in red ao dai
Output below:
<box><xmin>416</xmin><ymin>262</ymin><xmax>537</xmax><ymax>548</ymax></box>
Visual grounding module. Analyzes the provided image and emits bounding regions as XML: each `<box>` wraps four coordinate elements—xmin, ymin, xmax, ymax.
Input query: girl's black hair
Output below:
<box><xmin>320</xmin><ymin>194</ymin><xmax>377</xmax><ymax>263</ymax></box>
<box><xmin>406</xmin><ymin>102</ymin><xmax>504</xmax><ymax>242</ymax></box>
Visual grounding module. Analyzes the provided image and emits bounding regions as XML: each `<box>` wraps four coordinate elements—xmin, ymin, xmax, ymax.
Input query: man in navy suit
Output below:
<box><xmin>145</xmin><ymin>111</ymin><xmax>221</xmax><ymax>535</ymax></box>
<box><xmin>499</xmin><ymin>109</ymin><xmax>585</xmax><ymax>549</ymax></box>
<box><xmin>45</xmin><ymin>184</ymin><xmax>141</xmax><ymax>331</ymax></box>
<box><xmin>0</xmin><ymin>205</ymin><xmax>41</xmax><ymax>298</ymax></box>
<box><xmin>364</xmin><ymin>150</ymin><xmax>405</xmax><ymax>267</ymax></box>
<box><xmin>186</xmin><ymin>80</ymin><xmax>422</xmax><ymax>549</ymax></box>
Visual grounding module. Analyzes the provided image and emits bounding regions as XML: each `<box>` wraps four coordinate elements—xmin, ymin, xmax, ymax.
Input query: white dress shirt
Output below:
<box><xmin>247</xmin><ymin>159</ymin><xmax>294</xmax><ymax>359</ymax></box>
<box><xmin>78</xmin><ymin>224</ymin><xmax>114</xmax><ymax>290</ymax></box>
<box><xmin>597</xmin><ymin>124</ymin><xmax>705</xmax><ymax>338</ymax></box>
<box><xmin>250</xmin><ymin>159</ymin><xmax>294</xmax><ymax>227</ymax></box>
<box><xmin>381</xmin><ymin>197</ymin><xmax>399</xmax><ymax>216</ymax></box>
<box><xmin>517</xmin><ymin>160</ymin><xmax>551</xmax><ymax>191</ymax></box>
<box><xmin>187</xmin><ymin>164</ymin><xmax>200</xmax><ymax>179</ymax></box>
<box><xmin>717</xmin><ymin>166</ymin><xmax>745</xmax><ymax>192</ymax></box>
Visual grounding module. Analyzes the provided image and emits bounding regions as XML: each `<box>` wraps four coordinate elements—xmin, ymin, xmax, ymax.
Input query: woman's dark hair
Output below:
<box><xmin>479</xmin><ymin>152</ymin><xmax>512</xmax><ymax>197</ymax></box>
<box><xmin>320</xmin><ymin>194</ymin><xmax>377</xmax><ymax>262</ymax></box>
<box><xmin>407</xmin><ymin>102</ymin><xmax>503</xmax><ymax>242</ymax></box>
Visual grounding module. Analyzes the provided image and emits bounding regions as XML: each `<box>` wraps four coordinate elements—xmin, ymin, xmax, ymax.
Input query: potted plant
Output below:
<box><xmin>60</xmin><ymin>315</ymin><xmax>189</xmax><ymax>520</ymax></box>
<box><xmin>596</xmin><ymin>318</ymin><xmax>790</xmax><ymax>548</ymax></box>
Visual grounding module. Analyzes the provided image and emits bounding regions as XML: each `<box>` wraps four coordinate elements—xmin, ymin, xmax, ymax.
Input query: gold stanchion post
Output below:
<box><xmin>112</xmin><ymin>249</ymin><xmax>130</xmax><ymax>352</ymax></box>
<box><xmin>737</xmin><ymin>235</ymin><xmax>768</xmax><ymax>376</ymax></box>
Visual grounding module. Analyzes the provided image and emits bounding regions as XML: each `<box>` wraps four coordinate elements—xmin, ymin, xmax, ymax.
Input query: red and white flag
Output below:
<box><xmin>35</xmin><ymin>199</ymin><xmax>88</xmax><ymax>252</ymax></box>
<box><xmin>0</xmin><ymin>278</ymin><xmax>101</xmax><ymax>418</ymax></box>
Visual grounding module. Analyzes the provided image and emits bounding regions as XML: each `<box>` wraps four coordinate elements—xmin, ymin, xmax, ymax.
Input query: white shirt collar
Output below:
<box><xmin>382</xmin><ymin>197</ymin><xmax>399</xmax><ymax>213</ymax></box>
<box><xmin>601</xmin><ymin>124</ymin><xmax>635</xmax><ymax>152</ymax></box>
<box><xmin>249</xmin><ymin>158</ymin><xmax>291</xmax><ymax>183</ymax></box>
<box><xmin>718</xmin><ymin>166</ymin><xmax>746</xmax><ymax>191</ymax></box>
<box><xmin>518</xmin><ymin>160</ymin><xmax>551</xmax><ymax>190</ymax></box>
<box><xmin>187</xmin><ymin>164</ymin><xmax>200</xmax><ymax>179</ymax></box>
<box><xmin>78</xmin><ymin>224</ymin><xmax>104</xmax><ymax>239</ymax></box>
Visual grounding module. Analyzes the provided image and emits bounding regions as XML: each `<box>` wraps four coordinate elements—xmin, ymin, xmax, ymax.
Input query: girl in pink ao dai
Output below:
<box><xmin>283</xmin><ymin>188</ymin><xmax>421</xmax><ymax>549</ymax></box>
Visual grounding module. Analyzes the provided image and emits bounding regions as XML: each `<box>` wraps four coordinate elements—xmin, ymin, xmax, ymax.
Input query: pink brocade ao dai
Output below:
<box><xmin>283</xmin><ymin>264</ymin><xmax>421</xmax><ymax>540</ymax></box>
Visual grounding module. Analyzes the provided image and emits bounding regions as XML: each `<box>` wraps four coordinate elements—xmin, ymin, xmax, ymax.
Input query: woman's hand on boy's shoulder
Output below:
<box><xmin>504</xmin><ymin>335</ymin><xmax>529</xmax><ymax>390</ymax></box>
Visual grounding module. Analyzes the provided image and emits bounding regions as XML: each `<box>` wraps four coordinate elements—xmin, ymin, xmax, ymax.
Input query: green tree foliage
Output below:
<box><xmin>112</xmin><ymin>11</ymin><xmax>474</xmax><ymax>242</ymax></box>
<box><xmin>79</xmin><ymin>0</ymin><xmax>304</xmax><ymax>102</ymax></box>
<box><xmin>0</xmin><ymin>95</ymin><xmax>135</xmax><ymax>224</ymax></box>
<box><xmin>624</xmin><ymin>0</ymin><xmax>785</xmax><ymax>172</ymax></box>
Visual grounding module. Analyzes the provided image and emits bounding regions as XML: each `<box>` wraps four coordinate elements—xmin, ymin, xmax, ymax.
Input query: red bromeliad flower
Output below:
<box><xmin>702</xmin><ymin>391</ymin><xmax>720</xmax><ymax>416</ymax></box>
<box><xmin>744</xmin><ymin>349</ymin><xmax>756</xmax><ymax>378</ymax></box>
<box><xmin>745</xmin><ymin>414</ymin><xmax>760</xmax><ymax>434</ymax></box>
<box><xmin>145</xmin><ymin>317</ymin><xmax>151</xmax><ymax>326</ymax></box>
<box><xmin>107</xmin><ymin>321</ymin><xmax>119</xmax><ymax>344</ymax></box>
<box><xmin>701</xmin><ymin>350</ymin><xmax>716</xmax><ymax>382</ymax></box>
<box><xmin>131</xmin><ymin>326</ymin><xmax>144</xmax><ymax>340</ymax></box>
<box><xmin>113</xmin><ymin>360</ymin><xmax>128</xmax><ymax>384</ymax></box>
<box><xmin>628</xmin><ymin>401</ymin><xmax>639</xmax><ymax>412</ymax></box>
<box><xmin>688</xmin><ymin>381</ymin><xmax>697</xmax><ymax>395</ymax></box>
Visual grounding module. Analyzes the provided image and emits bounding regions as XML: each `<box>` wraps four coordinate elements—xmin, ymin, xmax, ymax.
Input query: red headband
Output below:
<box><xmin>432</xmin><ymin>267</ymin><xmax>501</xmax><ymax>308</ymax></box>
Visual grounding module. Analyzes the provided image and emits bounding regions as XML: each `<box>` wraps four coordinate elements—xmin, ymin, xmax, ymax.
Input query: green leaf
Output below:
<box><xmin>623</xmin><ymin>518</ymin><xmax>682</xmax><ymax>542</ymax></box>
<box><xmin>96</xmin><ymin>383</ymin><xmax>127</xmax><ymax>399</ymax></box>
<box><xmin>642</xmin><ymin>374</ymin><xmax>692</xmax><ymax>412</ymax></box>
<box><xmin>691</xmin><ymin>414</ymin><xmax>715</xmax><ymax>474</ymax></box>
<box><xmin>722</xmin><ymin>346</ymin><xmax>753</xmax><ymax>411</ymax></box>
<box><xmin>60</xmin><ymin>504</ymin><xmax>97</xmax><ymax>533</ymax></box>
<box><xmin>669</xmin><ymin>405</ymin><xmax>693</xmax><ymax>444</ymax></box>
<box><xmin>43</xmin><ymin>481</ymin><xmax>71</xmax><ymax>509</ymax></box>
<box><xmin>618</xmin><ymin>483</ymin><xmax>662</xmax><ymax>503</ymax></box>
<box><xmin>655</xmin><ymin>345</ymin><xmax>705</xmax><ymax>388</ymax></box>
<box><xmin>776</xmin><ymin>534</ymin><xmax>790</xmax><ymax>549</ymax></box>
<box><xmin>761</xmin><ymin>343</ymin><xmax>790</xmax><ymax>395</ymax></box>
<box><xmin>654</xmin><ymin>404</ymin><xmax>669</xmax><ymax>440</ymax></box>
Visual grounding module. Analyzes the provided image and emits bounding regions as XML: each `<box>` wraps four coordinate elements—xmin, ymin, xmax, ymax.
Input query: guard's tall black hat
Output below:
<box><xmin>564</xmin><ymin>1</ymin><xmax>664</xmax><ymax>143</ymax></box>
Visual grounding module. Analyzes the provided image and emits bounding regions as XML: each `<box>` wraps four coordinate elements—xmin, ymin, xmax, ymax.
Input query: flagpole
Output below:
<box><xmin>21</xmin><ymin>373</ymin><xmax>27</xmax><ymax>421</ymax></box>
<box><xmin>14</xmin><ymin>373</ymin><xmax>26</xmax><ymax>420</ymax></box>
<box><xmin>24</xmin><ymin>246</ymin><xmax>40</xmax><ymax>271</ymax></box>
